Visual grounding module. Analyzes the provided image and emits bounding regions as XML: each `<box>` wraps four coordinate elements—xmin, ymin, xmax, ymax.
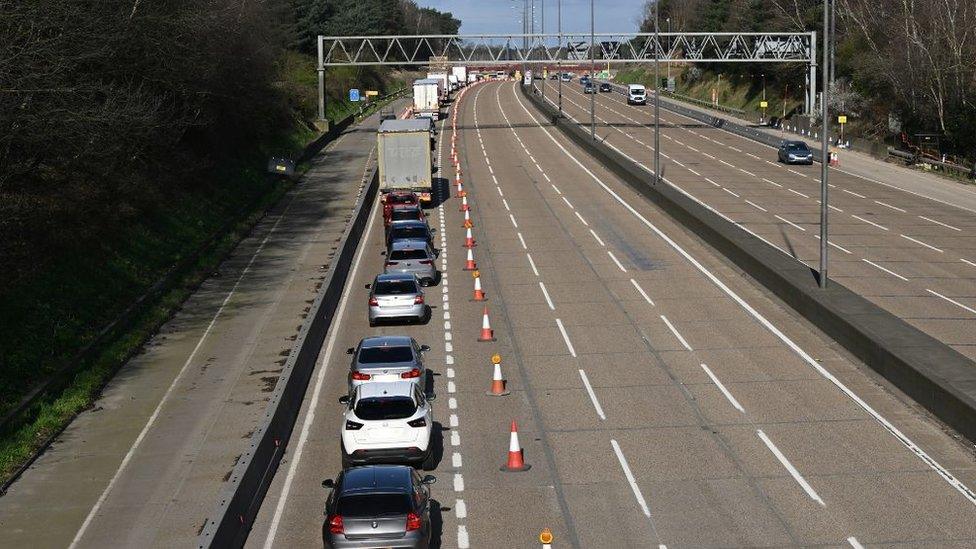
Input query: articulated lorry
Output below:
<box><xmin>412</xmin><ymin>78</ymin><xmax>440</xmax><ymax>120</ymax></box>
<box><xmin>377</xmin><ymin>119</ymin><xmax>434</xmax><ymax>204</ymax></box>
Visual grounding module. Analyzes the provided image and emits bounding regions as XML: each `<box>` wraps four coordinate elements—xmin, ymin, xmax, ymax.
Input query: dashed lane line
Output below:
<box><xmin>659</xmin><ymin>315</ymin><xmax>693</xmax><ymax>351</ymax></box>
<box><xmin>701</xmin><ymin>364</ymin><xmax>745</xmax><ymax>413</ymax></box>
<box><xmin>926</xmin><ymin>289</ymin><xmax>976</xmax><ymax>316</ymax></box>
<box><xmin>757</xmin><ymin>430</ymin><xmax>826</xmax><ymax>506</ymax></box>
<box><xmin>555</xmin><ymin>318</ymin><xmax>577</xmax><ymax>357</ymax></box>
<box><xmin>900</xmin><ymin>234</ymin><xmax>944</xmax><ymax>253</ymax></box>
<box><xmin>862</xmin><ymin>259</ymin><xmax>909</xmax><ymax>281</ymax></box>
<box><xmin>578</xmin><ymin>370</ymin><xmax>607</xmax><ymax>420</ymax></box>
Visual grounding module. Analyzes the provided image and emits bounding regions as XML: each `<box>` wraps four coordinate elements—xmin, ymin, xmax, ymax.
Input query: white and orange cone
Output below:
<box><xmin>472</xmin><ymin>272</ymin><xmax>486</xmax><ymax>301</ymax></box>
<box><xmin>463</xmin><ymin>227</ymin><xmax>476</xmax><ymax>248</ymax></box>
<box><xmin>478</xmin><ymin>306</ymin><xmax>495</xmax><ymax>341</ymax></box>
<box><xmin>455</xmin><ymin>181</ymin><xmax>466</xmax><ymax>199</ymax></box>
<box><xmin>463</xmin><ymin>248</ymin><xmax>477</xmax><ymax>271</ymax></box>
<box><xmin>459</xmin><ymin>195</ymin><xmax>470</xmax><ymax>212</ymax></box>
<box><xmin>486</xmin><ymin>354</ymin><xmax>509</xmax><ymax>396</ymax></box>
<box><xmin>501</xmin><ymin>420</ymin><xmax>530</xmax><ymax>471</ymax></box>
<box><xmin>462</xmin><ymin>209</ymin><xmax>473</xmax><ymax>228</ymax></box>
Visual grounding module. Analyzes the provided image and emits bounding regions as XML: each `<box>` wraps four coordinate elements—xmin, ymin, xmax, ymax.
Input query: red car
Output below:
<box><xmin>382</xmin><ymin>191</ymin><xmax>420</xmax><ymax>225</ymax></box>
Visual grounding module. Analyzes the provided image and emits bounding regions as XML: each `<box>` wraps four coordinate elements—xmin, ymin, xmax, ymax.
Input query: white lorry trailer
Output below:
<box><xmin>426</xmin><ymin>72</ymin><xmax>449</xmax><ymax>99</ymax></box>
<box><xmin>452</xmin><ymin>66</ymin><xmax>468</xmax><ymax>87</ymax></box>
<box><xmin>377</xmin><ymin>119</ymin><xmax>434</xmax><ymax>204</ymax></box>
<box><xmin>412</xmin><ymin>78</ymin><xmax>440</xmax><ymax>120</ymax></box>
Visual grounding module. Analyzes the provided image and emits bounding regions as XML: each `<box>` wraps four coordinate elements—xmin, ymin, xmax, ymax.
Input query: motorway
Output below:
<box><xmin>546</xmin><ymin>81</ymin><xmax>976</xmax><ymax>362</ymax></box>
<box><xmin>248</xmin><ymin>80</ymin><xmax>976</xmax><ymax>548</ymax></box>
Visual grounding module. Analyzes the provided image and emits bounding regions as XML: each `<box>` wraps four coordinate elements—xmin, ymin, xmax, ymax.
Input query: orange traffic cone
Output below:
<box><xmin>459</xmin><ymin>195</ymin><xmax>470</xmax><ymax>212</ymax></box>
<box><xmin>501</xmin><ymin>420</ymin><xmax>530</xmax><ymax>471</ymax></box>
<box><xmin>455</xmin><ymin>181</ymin><xmax>466</xmax><ymax>199</ymax></box>
<box><xmin>463</xmin><ymin>248</ymin><xmax>477</xmax><ymax>271</ymax></box>
<box><xmin>486</xmin><ymin>354</ymin><xmax>509</xmax><ymax>396</ymax></box>
<box><xmin>462</xmin><ymin>209</ymin><xmax>473</xmax><ymax>228</ymax></box>
<box><xmin>463</xmin><ymin>227</ymin><xmax>476</xmax><ymax>248</ymax></box>
<box><xmin>472</xmin><ymin>273</ymin><xmax>486</xmax><ymax>301</ymax></box>
<box><xmin>478</xmin><ymin>306</ymin><xmax>495</xmax><ymax>341</ymax></box>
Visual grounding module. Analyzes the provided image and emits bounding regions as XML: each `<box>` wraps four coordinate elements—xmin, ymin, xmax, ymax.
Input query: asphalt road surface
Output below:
<box><xmin>247</xmin><ymin>81</ymin><xmax>976</xmax><ymax>548</ymax></box>
<box><xmin>548</xmin><ymin>82</ymin><xmax>976</xmax><ymax>363</ymax></box>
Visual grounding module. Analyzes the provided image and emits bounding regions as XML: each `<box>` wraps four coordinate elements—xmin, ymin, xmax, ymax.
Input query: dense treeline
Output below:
<box><xmin>641</xmin><ymin>0</ymin><xmax>976</xmax><ymax>158</ymax></box>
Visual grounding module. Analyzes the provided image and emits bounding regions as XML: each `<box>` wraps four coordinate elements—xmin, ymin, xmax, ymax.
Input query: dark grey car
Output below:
<box><xmin>384</xmin><ymin>239</ymin><xmax>438</xmax><ymax>286</ymax></box>
<box><xmin>778</xmin><ymin>140</ymin><xmax>814</xmax><ymax>164</ymax></box>
<box><xmin>386</xmin><ymin>220</ymin><xmax>434</xmax><ymax>249</ymax></box>
<box><xmin>322</xmin><ymin>465</ymin><xmax>436</xmax><ymax>549</ymax></box>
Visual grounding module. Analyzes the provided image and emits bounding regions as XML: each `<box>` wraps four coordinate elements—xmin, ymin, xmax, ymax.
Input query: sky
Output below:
<box><xmin>417</xmin><ymin>0</ymin><xmax>646</xmax><ymax>35</ymax></box>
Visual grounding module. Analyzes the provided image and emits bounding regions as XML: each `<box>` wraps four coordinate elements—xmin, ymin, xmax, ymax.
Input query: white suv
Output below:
<box><xmin>339</xmin><ymin>381</ymin><xmax>436</xmax><ymax>470</ymax></box>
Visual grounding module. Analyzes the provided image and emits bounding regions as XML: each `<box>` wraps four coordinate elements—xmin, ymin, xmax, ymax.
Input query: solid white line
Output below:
<box><xmin>926</xmin><ymin>289</ymin><xmax>976</xmax><ymax>315</ymax></box>
<box><xmin>513</xmin><ymin>83</ymin><xmax>976</xmax><ymax>506</ymax></box>
<box><xmin>745</xmin><ymin>200</ymin><xmax>767</xmax><ymax>212</ymax></box>
<box><xmin>575</xmin><ymin>211</ymin><xmax>590</xmax><ymax>226</ymax></box>
<box><xmin>762</xmin><ymin>178</ymin><xmax>783</xmax><ymax>188</ymax></box>
<box><xmin>610</xmin><ymin>440</ymin><xmax>652</xmax><ymax>517</ymax></box>
<box><xmin>787</xmin><ymin>188</ymin><xmax>810</xmax><ymax>199</ymax></box>
<box><xmin>775</xmin><ymin>214</ymin><xmax>807</xmax><ymax>232</ymax></box>
<box><xmin>757</xmin><ymin>429</ymin><xmax>825</xmax><ymax>506</ymax></box>
<box><xmin>843</xmin><ymin>189</ymin><xmax>867</xmax><ymax>199</ymax></box>
<box><xmin>509</xmin><ymin>213</ymin><xmax>519</xmax><ymax>228</ymax></box>
<box><xmin>607</xmin><ymin>250</ymin><xmax>628</xmax><ymax>272</ymax></box>
<box><xmin>261</xmin><ymin>200</ymin><xmax>378</xmax><ymax>549</ymax></box>
<box><xmin>539</xmin><ymin>281</ymin><xmax>555</xmax><ymax>310</ymax></box>
<box><xmin>555</xmin><ymin>318</ymin><xmax>577</xmax><ymax>357</ymax></box>
<box><xmin>918</xmin><ymin>215</ymin><xmax>962</xmax><ymax>231</ymax></box>
<box><xmin>700</xmin><ymin>364</ymin><xmax>744</xmax><ymax>412</ymax></box>
<box><xmin>851</xmin><ymin>214</ymin><xmax>889</xmax><ymax>231</ymax></box>
<box><xmin>875</xmin><ymin>200</ymin><xmax>907</xmax><ymax>213</ymax></box>
<box><xmin>517</xmin><ymin>232</ymin><xmax>527</xmax><ymax>249</ymax></box>
<box><xmin>630</xmin><ymin>279</ymin><xmax>655</xmax><ymax>306</ymax></box>
<box><xmin>526</xmin><ymin>253</ymin><xmax>540</xmax><ymax>276</ymax></box>
<box><xmin>721</xmin><ymin>187</ymin><xmax>740</xmax><ymax>198</ymax></box>
<box><xmin>900</xmin><ymin>234</ymin><xmax>944</xmax><ymax>253</ymax></box>
<box><xmin>847</xmin><ymin>537</ymin><xmax>864</xmax><ymax>549</ymax></box>
<box><xmin>660</xmin><ymin>315</ymin><xmax>692</xmax><ymax>351</ymax></box>
<box><xmin>862</xmin><ymin>259</ymin><xmax>909</xmax><ymax>281</ymax></box>
<box><xmin>589</xmin><ymin>229</ymin><xmax>606</xmax><ymax>247</ymax></box>
<box><xmin>578</xmin><ymin>369</ymin><xmax>607</xmax><ymax>420</ymax></box>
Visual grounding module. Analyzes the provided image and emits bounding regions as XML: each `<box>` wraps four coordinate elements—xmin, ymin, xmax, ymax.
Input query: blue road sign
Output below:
<box><xmin>349</xmin><ymin>88</ymin><xmax>361</xmax><ymax>102</ymax></box>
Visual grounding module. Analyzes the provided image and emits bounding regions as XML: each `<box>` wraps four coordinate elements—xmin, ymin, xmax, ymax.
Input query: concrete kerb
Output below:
<box><xmin>196</xmin><ymin>165</ymin><xmax>380</xmax><ymax>548</ymax></box>
<box><xmin>520</xmin><ymin>83</ymin><xmax>976</xmax><ymax>444</ymax></box>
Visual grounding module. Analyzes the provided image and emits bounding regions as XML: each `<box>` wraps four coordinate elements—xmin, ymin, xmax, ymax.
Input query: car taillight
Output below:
<box><xmin>351</xmin><ymin>371</ymin><xmax>371</xmax><ymax>381</ymax></box>
<box><xmin>414</xmin><ymin>295</ymin><xmax>424</xmax><ymax>304</ymax></box>
<box><xmin>328</xmin><ymin>514</ymin><xmax>344</xmax><ymax>534</ymax></box>
<box><xmin>405</xmin><ymin>512</ymin><xmax>422</xmax><ymax>531</ymax></box>
<box><xmin>345</xmin><ymin>420</ymin><xmax>363</xmax><ymax>430</ymax></box>
<box><xmin>400</xmin><ymin>368</ymin><xmax>421</xmax><ymax>379</ymax></box>
<box><xmin>368</xmin><ymin>297</ymin><xmax>378</xmax><ymax>306</ymax></box>
<box><xmin>407</xmin><ymin>417</ymin><xmax>427</xmax><ymax>427</ymax></box>
<box><xmin>419</xmin><ymin>260</ymin><xmax>433</xmax><ymax>265</ymax></box>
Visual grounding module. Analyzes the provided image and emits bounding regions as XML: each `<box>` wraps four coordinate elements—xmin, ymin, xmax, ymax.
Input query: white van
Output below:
<box><xmin>628</xmin><ymin>84</ymin><xmax>647</xmax><ymax>105</ymax></box>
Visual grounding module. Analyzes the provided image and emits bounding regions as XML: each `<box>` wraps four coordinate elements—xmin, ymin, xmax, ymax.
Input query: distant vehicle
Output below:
<box><xmin>346</xmin><ymin>336</ymin><xmax>429</xmax><ymax>392</ymax></box>
<box><xmin>386</xmin><ymin>219</ymin><xmax>434</xmax><ymax>249</ymax></box>
<box><xmin>560</xmin><ymin>73</ymin><xmax>572</xmax><ymax>82</ymax></box>
<box><xmin>580</xmin><ymin>75</ymin><xmax>591</xmax><ymax>86</ymax></box>
<box><xmin>385</xmin><ymin>238</ymin><xmax>438</xmax><ymax>286</ymax></box>
<box><xmin>627</xmin><ymin>84</ymin><xmax>647</xmax><ymax>105</ymax></box>
<box><xmin>452</xmin><ymin>65</ymin><xmax>468</xmax><ymax>86</ymax></box>
<box><xmin>386</xmin><ymin>204</ymin><xmax>426</xmax><ymax>227</ymax></box>
<box><xmin>583</xmin><ymin>82</ymin><xmax>596</xmax><ymax>94</ymax></box>
<box><xmin>549</xmin><ymin>73</ymin><xmax>559</xmax><ymax>80</ymax></box>
<box><xmin>322</xmin><ymin>465</ymin><xmax>436</xmax><ymax>549</ymax></box>
<box><xmin>411</xmin><ymin>79</ymin><xmax>440</xmax><ymax>120</ymax></box>
<box><xmin>599</xmin><ymin>82</ymin><xmax>613</xmax><ymax>92</ymax></box>
<box><xmin>378</xmin><ymin>119</ymin><xmax>434</xmax><ymax>203</ymax></box>
<box><xmin>778</xmin><ymin>140</ymin><xmax>814</xmax><ymax>164</ymax></box>
<box><xmin>495</xmin><ymin>70</ymin><xmax>506</xmax><ymax>78</ymax></box>
<box><xmin>366</xmin><ymin>273</ymin><xmax>429</xmax><ymax>326</ymax></box>
<box><xmin>338</xmin><ymin>381</ymin><xmax>436</xmax><ymax>469</ymax></box>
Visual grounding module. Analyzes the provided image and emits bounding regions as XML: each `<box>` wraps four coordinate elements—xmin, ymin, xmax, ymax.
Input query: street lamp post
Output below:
<box><xmin>666</xmin><ymin>18</ymin><xmax>671</xmax><ymax>88</ymax></box>
<box><xmin>653</xmin><ymin>0</ymin><xmax>660</xmax><ymax>183</ymax></box>
<box><xmin>557</xmin><ymin>0</ymin><xmax>562</xmax><ymax>113</ymax></box>
<box><xmin>819</xmin><ymin>0</ymin><xmax>831</xmax><ymax>288</ymax></box>
<box><xmin>590</xmin><ymin>0</ymin><xmax>595</xmax><ymax>139</ymax></box>
<box><xmin>541</xmin><ymin>0</ymin><xmax>545</xmax><ymax>101</ymax></box>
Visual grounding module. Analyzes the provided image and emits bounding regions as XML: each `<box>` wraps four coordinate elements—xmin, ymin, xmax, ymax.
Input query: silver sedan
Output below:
<box><xmin>367</xmin><ymin>273</ymin><xmax>429</xmax><ymax>326</ymax></box>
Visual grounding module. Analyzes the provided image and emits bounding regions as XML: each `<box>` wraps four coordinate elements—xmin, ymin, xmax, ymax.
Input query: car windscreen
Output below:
<box><xmin>786</xmin><ymin>143</ymin><xmax>810</xmax><ymax>151</ymax></box>
<box><xmin>374</xmin><ymin>280</ymin><xmax>418</xmax><ymax>295</ymax></box>
<box><xmin>358</xmin><ymin>346</ymin><xmax>414</xmax><ymax>364</ymax></box>
<box><xmin>336</xmin><ymin>493</ymin><xmax>411</xmax><ymax>517</ymax></box>
<box><xmin>391</xmin><ymin>210</ymin><xmax>420</xmax><ymax>221</ymax></box>
<box><xmin>355</xmin><ymin>396</ymin><xmax>417</xmax><ymax>420</ymax></box>
<box><xmin>389</xmin><ymin>249</ymin><xmax>429</xmax><ymax>261</ymax></box>
<box><xmin>390</xmin><ymin>227</ymin><xmax>429</xmax><ymax>241</ymax></box>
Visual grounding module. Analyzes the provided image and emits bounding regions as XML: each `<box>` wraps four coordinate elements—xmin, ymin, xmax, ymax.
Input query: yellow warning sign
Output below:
<box><xmin>838</xmin><ymin>115</ymin><xmax>848</xmax><ymax>124</ymax></box>
<box><xmin>760</xmin><ymin>100</ymin><xmax>768</xmax><ymax>108</ymax></box>
<box><xmin>365</xmin><ymin>90</ymin><xmax>379</xmax><ymax>96</ymax></box>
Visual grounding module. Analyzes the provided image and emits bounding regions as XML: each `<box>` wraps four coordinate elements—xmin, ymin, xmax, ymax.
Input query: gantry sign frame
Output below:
<box><xmin>316</xmin><ymin>32</ymin><xmax>819</xmax><ymax>117</ymax></box>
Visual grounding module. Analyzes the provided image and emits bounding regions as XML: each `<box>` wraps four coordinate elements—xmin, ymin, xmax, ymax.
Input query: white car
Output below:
<box><xmin>628</xmin><ymin>84</ymin><xmax>647</xmax><ymax>105</ymax></box>
<box><xmin>339</xmin><ymin>381</ymin><xmax>436</xmax><ymax>470</ymax></box>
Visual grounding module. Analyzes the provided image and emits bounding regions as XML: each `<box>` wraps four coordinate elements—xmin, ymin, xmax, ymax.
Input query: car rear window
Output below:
<box><xmin>390</xmin><ymin>249</ymin><xmax>429</xmax><ymax>260</ymax></box>
<box><xmin>391</xmin><ymin>210</ymin><xmax>420</xmax><ymax>221</ymax></box>
<box><xmin>787</xmin><ymin>143</ymin><xmax>809</xmax><ymax>151</ymax></box>
<box><xmin>389</xmin><ymin>195</ymin><xmax>415</xmax><ymax>204</ymax></box>
<box><xmin>358</xmin><ymin>346</ymin><xmax>414</xmax><ymax>364</ymax></box>
<box><xmin>391</xmin><ymin>227</ymin><xmax>428</xmax><ymax>241</ymax></box>
<box><xmin>374</xmin><ymin>280</ymin><xmax>418</xmax><ymax>295</ymax></box>
<box><xmin>355</xmin><ymin>396</ymin><xmax>417</xmax><ymax>420</ymax></box>
<box><xmin>336</xmin><ymin>494</ymin><xmax>411</xmax><ymax>517</ymax></box>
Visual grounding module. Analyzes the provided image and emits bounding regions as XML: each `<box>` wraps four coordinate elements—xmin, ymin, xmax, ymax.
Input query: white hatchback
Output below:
<box><xmin>339</xmin><ymin>381</ymin><xmax>436</xmax><ymax>470</ymax></box>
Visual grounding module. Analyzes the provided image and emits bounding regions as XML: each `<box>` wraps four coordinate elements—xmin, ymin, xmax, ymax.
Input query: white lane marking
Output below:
<box><xmin>562</xmin><ymin>196</ymin><xmax>575</xmax><ymax>209</ymax></box>
<box><xmin>262</xmin><ymin>200</ymin><xmax>377</xmax><ymax>549</ymax></box>
<box><xmin>502</xmin><ymin>198</ymin><xmax>511</xmax><ymax>211</ymax></box>
<box><xmin>517</xmin><ymin>232</ymin><xmax>527</xmax><ymax>249</ymax></box>
<box><xmin>509</xmin><ymin>213</ymin><xmax>519</xmax><ymax>228</ymax></box>
<box><xmin>589</xmin><ymin>229</ymin><xmax>606</xmax><ymax>247</ymax></box>
<box><xmin>630</xmin><ymin>279</ymin><xmax>655</xmax><ymax>306</ymax></box>
<box><xmin>660</xmin><ymin>315</ymin><xmax>692</xmax><ymax>351</ymax></box>
<box><xmin>496</xmin><ymin>185</ymin><xmax>504</xmax><ymax>196</ymax></box>
<box><xmin>539</xmin><ymin>281</ymin><xmax>555</xmax><ymax>310</ymax></box>
<box><xmin>787</xmin><ymin>169</ymin><xmax>807</xmax><ymax>178</ymax></box>
<box><xmin>452</xmin><ymin>452</ymin><xmax>462</xmax><ymax>467</ymax></box>
<box><xmin>729</xmin><ymin>146</ymin><xmax>742</xmax><ymax>153</ymax></box>
<box><xmin>757</xmin><ymin>429</ymin><xmax>825</xmax><ymax>506</ymax></box>
<box><xmin>444</xmin><ymin>321</ymin><xmax>452</xmax><ymax>330</ymax></box>
<box><xmin>962</xmin><ymin>258</ymin><xmax>976</xmax><ymax>269</ymax></box>
<box><xmin>703</xmin><ymin>152</ymin><xmax>716</xmax><ymax>160</ymax></box>
<box><xmin>926</xmin><ymin>289</ymin><xmax>976</xmax><ymax>315</ymax></box>
<box><xmin>454</xmin><ymin>473</ymin><xmax>465</xmax><ymax>492</ymax></box>
<box><xmin>762</xmin><ymin>178</ymin><xmax>783</xmax><ymax>188</ymax></box>
<box><xmin>862</xmin><ymin>259</ymin><xmax>909</xmax><ymax>281</ymax></box>
<box><xmin>526</xmin><ymin>253</ymin><xmax>540</xmax><ymax>276</ymax></box>
<box><xmin>448</xmin><ymin>381</ymin><xmax>456</xmax><ymax>393</ymax></box>
<box><xmin>843</xmin><ymin>189</ymin><xmax>867</xmax><ymax>199</ymax></box>
<box><xmin>739</xmin><ymin>168</ymin><xmax>756</xmax><ymax>177</ymax></box>
<box><xmin>900</xmin><ymin>234</ymin><xmax>944</xmax><ymax>253</ymax></box>
<box><xmin>719</xmin><ymin>159</ymin><xmax>735</xmax><ymax>168</ymax></box>
<box><xmin>514</xmin><ymin>83</ymin><xmax>976</xmax><ymax>505</ymax></box>
<box><xmin>847</xmin><ymin>537</ymin><xmax>864</xmax><ymax>549</ymax></box>
<box><xmin>451</xmin><ymin>431</ymin><xmax>461</xmax><ymax>446</ymax></box>
<box><xmin>875</xmin><ymin>200</ymin><xmax>907</xmax><ymax>213</ymax></box>
<box><xmin>704</xmin><ymin>177</ymin><xmax>720</xmax><ymax>187</ymax></box>
<box><xmin>551</xmin><ymin>183</ymin><xmax>562</xmax><ymax>194</ymax></box>
<box><xmin>787</xmin><ymin>188</ymin><xmax>810</xmax><ymax>199</ymax></box>
<box><xmin>446</xmin><ymin>365</ymin><xmax>455</xmax><ymax>376</ymax></box>
<box><xmin>745</xmin><ymin>200</ymin><xmax>767</xmax><ymax>212</ymax></box>
<box><xmin>575</xmin><ymin>211</ymin><xmax>590</xmax><ymax>226</ymax></box>
<box><xmin>611</xmin><ymin>440</ymin><xmax>652</xmax><ymax>517</ymax></box>
<box><xmin>555</xmin><ymin>318</ymin><xmax>577</xmax><ymax>357</ymax></box>
<box><xmin>851</xmin><ymin>214</ymin><xmax>889</xmax><ymax>231</ymax></box>
<box><xmin>813</xmin><ymin>234</ymin><xmax>854</xmax><ymax>254</ymax></box>
<box><xmin>721</xmin><ymin>187</ymin><xmax>740</xmax><ymax>198</ymax></box>
<box><xmin>578</xmin><ymin>369</ymin><xmax>607</xmax><ymax>420</ymax></box>
<box><xmin>746</xmin><ymin>152</ymin><xmax>760</xmax><ymax>160</ymax></box>
<box><xmin>687</xmin><ymin>168</ymin><xmax>701</xmax><ymax>176</ymax></box>
<box><xmin>448</xmin><ymin>397</ymin><xmax>457</xmax><ymax>410</ymax></box>
<box><xmin>774</xmin><ymin>214</ymin><xmax>807</xmax><ymax>232</ymax></box>
<box><xmin>701</xmin><ymin>364</ymin><xmax>745</xmax><ymax>412</ymax></box>
<box><xmin>607</xmin><ymin>250</ymin><xmax>628</xmax><ymax>272</ymax></box>
<box><xmin>918</xmin><ymin>215</ymin><xmax>962</xmax><ymax>231</ymax></box>
<box><xmin>455</xmin><ymin>499</ymin><xmax>467</xmax><ymax>518</ymax></box>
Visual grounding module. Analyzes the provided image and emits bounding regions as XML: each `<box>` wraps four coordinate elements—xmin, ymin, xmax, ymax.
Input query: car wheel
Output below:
<box><xmin>420</xmin><ymin>448</ymin><xmax>437</xmax><ymax>471</ymax></box>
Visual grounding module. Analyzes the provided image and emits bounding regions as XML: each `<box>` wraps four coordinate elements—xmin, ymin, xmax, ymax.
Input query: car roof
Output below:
<box><xmin>360</xmin><ymin>335</ymin><xmax>414</xmax><ymax>348</ymax></box>
<box><xmin>357</xmin><ymin>381</ymin><xmax>416</xmax><ymax>399</ymax></box>
<box><xmin>390</xmin><ymin>238</ymin><xmax>430</xmax><ymax>250</ymax></box>
<box><xmin>784</xmin><ymin>140</ymin><xmax>808</xmax><ymax>146</ymax></box>
<box><xmin>391</xmin><ymin>203</ymin><xmax>422</xmax><ymax>211</ymax></box>
<box><xmin>340</xmin><ymin>465</ymin><xmax>413</xmax><ymax>495</ymax></box>
<box><xmin>388</xmin><ymin>220</ymin><xmax>427</xmax><ymax>229</ymax></box>
<box><xmin>375</xmin><ymin>272</ymin><xmax>418</xmax><ymax>283</ymax></box>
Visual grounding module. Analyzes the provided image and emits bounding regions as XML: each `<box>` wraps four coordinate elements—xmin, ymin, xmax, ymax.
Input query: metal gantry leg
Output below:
<box><xmin>819</xmin><ymin>26</ymin><xmax>830</xmax><ymax>287</ymax></box>
<box><xmin>317</xmin><ymin>36</ymin><xmax>326</xmax><ymax>122</ymax></box>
